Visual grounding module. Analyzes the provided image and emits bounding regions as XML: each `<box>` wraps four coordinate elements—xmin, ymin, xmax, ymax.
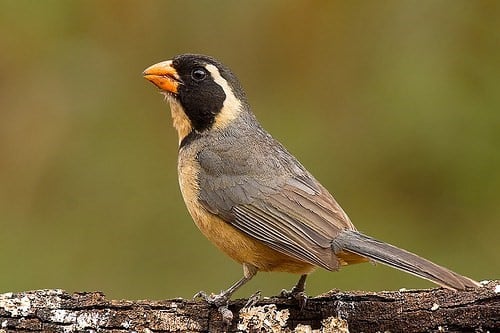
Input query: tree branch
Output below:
<box><xmin>1</xmin><ymin>281</ymin><xmax>498</xmax><ymax>332</ymax></box>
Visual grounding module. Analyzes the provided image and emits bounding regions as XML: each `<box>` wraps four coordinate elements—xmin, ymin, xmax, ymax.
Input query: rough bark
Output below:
<box><xmin>0</xmin><ymin>281</ymin><xmax>498</xmax><ymax>333</ymax></box>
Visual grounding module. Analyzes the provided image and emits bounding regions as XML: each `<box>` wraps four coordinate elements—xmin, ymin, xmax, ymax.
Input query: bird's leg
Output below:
<box><xmin>194</xmin><ymin>263</ymin><xmax>258</xmax><ymax>324</ymax></box>
<box><xmin>280</xmin><ymin>274</ymin><xmax>308</xmax><ymax>309</ymax></box>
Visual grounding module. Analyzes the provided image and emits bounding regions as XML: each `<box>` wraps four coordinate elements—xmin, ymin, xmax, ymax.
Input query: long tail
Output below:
<box><xmin>332</xmin><ymin>230</ymin><xmax>480</xmax><ymax>290</ymax></box>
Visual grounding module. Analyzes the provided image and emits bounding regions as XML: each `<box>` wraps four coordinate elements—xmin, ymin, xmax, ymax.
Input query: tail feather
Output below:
<box><xmin>332</xmin><ymin>230</ymin><xmax>480</xmax><ymax>290</ymax></box>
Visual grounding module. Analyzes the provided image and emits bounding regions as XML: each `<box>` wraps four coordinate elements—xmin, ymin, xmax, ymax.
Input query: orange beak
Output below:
<box><xmin>143</xmin><ymin>60</ymin><xmax>180</xmax><ymax>94</ymax></box>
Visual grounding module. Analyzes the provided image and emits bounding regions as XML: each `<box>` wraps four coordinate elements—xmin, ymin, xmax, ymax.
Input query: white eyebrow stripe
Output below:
<box><xmin>205</xmin><ymin>64</ymin><xmax>242</xmax><ymax>130</ymax></box>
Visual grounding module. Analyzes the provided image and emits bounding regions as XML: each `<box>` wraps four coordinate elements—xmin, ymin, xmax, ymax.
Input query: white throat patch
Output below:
<box><xmin>166</xmin><ymin>94</ymin><xmax>192</xmax><ymax>145</ymax></box>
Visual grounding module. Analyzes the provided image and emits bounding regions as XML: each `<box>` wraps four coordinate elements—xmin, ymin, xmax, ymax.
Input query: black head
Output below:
<box><xmin>144</xmin><ymin>54</ymin><xmax>248</xmax><ymax>133</ymax></box>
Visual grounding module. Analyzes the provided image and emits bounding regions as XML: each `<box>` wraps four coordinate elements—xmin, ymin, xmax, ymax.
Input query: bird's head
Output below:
<box><xmin>143</xmin><ymin>54</ymin><xmax>249</xmax><ymax>145</ymax></box>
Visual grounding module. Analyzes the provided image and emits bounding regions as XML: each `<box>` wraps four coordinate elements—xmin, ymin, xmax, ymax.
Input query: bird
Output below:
<box><xmin>142</xmin><ymin>53</ymin><xmax>480</xmax><ymax>312</ymax></box>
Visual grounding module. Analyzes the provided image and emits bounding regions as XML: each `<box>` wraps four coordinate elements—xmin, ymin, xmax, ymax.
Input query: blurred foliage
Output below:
<box><xmin>0</xmin><ymin>1</ymin><xmax>498</xmax><ymax>300</ymax></box>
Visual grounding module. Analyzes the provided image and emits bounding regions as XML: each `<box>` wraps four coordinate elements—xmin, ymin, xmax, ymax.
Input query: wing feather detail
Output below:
<box><xmin>196</xmin><ymin>138</ymin><xmax>358</xmax><ymax>271</ymax></box>
<box><xmin>227</xmin><ymin>176</ymin><xmax>357</xmax><ymax>271</ymax></box>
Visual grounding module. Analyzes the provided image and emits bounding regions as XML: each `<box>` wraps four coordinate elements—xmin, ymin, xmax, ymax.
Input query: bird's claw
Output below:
<box><xmin>193</xmin><ymin>290</ymin><xmax>230</xmax><ymax>307</ymax></box>
<box><xmin>244</xmin><ymin>290</ymin><xmax>261</xmax><ymax>308</ymax></box>
<box><xmin>193</xmin><ymin>290</ymin><xmax>233</xmax><ymax>324</ymax></box>
<box><xmin>193</xmin><ymin>290</ymin><xmax>209</xmax><ymax>300</ymax></box>
<box><xmin>280</xmin><ymin>288</ymin><xmax>308</xmax><ymax>309</ymax></box>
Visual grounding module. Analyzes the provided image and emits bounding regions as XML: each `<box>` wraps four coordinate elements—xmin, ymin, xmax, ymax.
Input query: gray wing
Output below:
<box><xmin>196</xmin><ymin>138</ymin><xmax>357</xmax><ymax>270</ymax></box>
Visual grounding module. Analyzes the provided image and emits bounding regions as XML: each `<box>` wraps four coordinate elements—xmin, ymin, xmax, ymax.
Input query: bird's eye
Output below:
<box><xmin>191</xmin><ymin>68</ymin><xmax>207</xmax><ymax>81</ymax></box>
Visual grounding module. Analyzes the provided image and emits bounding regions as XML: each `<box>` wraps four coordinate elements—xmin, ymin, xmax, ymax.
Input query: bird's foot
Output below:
<box><xmin>280</xmin><ymin>288</ymin><xmax>308</xmax><ymax>309</ymax></box>
<box><xmin>193</xmin><ymin>291</ymin><xmax>233</xmax><ymax>324</ymax></box>
<box><xmin>193</xmin><ymin>290</ymin><xmax>230</xmax><ymax>307</ymax></box>
<box><xmin>244</xmin><ymin>290</ymin><xmax>261</xmax><ymax>309</ymax></box>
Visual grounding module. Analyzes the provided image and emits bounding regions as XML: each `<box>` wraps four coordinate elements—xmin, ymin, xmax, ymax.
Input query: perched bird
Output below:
<box><xmin>143</xmin><ymin>54</ymin><xmax>479</xmax><ymax>309</ymax></box>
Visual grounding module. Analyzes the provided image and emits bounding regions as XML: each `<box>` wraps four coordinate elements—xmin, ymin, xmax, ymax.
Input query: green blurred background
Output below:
<box><xmin>1</xmin><ymin>1</ymin><xmax>498</xmax><ymax>300</ymax></box>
